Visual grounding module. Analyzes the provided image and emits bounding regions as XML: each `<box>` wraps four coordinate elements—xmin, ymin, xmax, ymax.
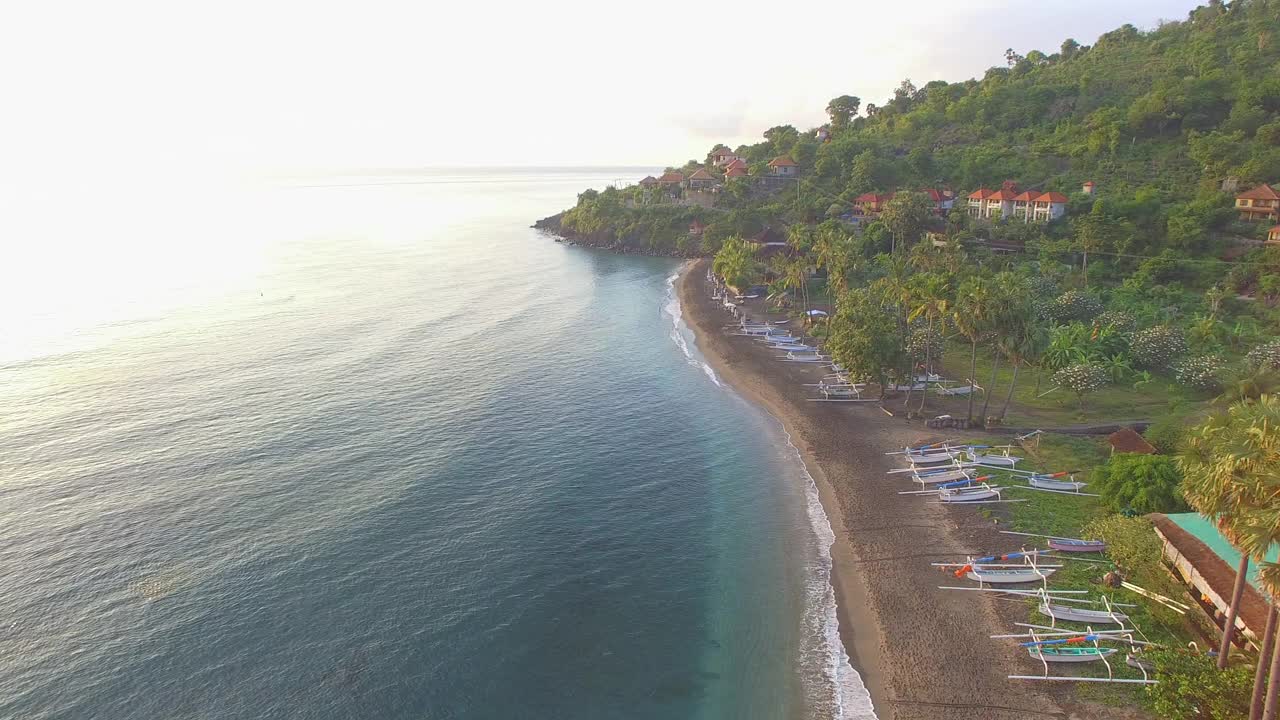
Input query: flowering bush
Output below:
<box><xmin>1094</xmin><ymin>310</ymin><xmax>1137</xmax><ymax>335</ymax></box>
<box><xmin>1245</xmin><ymin>339</ymin><xmax>1280</xmax><ymax>371</ymax></box>
<box><xmin>1044</xmin><ymin>290</ymin><xmax>1104</xmax><ymax>325</ymax></box>
<box><xmin>1175</xmin><ymin>355</ymin><xmax>1225</xmax><ymax>391</ymax></box>
<box><xmin>1053</xmin><ymin>363</ymin><xmax>1109</xmax><ymax>406</ymax></box>
<box><xmin>1129</xmin><ymin>326</ymin><xmax>1188</xmax><ymax>371</ymax></box>
<box><xmin>906</xmin><ymin>325</ymin><xmax>944</xmax><ymax>363</ymax></box>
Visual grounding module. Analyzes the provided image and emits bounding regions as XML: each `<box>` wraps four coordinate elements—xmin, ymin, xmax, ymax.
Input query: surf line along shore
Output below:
<box><xmin>676</xmin><ymin>259</ymin><xmax>1102</xmax><ymax>720</ymax></box>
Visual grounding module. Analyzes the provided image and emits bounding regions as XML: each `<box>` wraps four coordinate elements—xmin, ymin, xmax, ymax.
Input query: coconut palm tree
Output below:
<box><xmin>954</xmin><ymin>276</ymin><xmax>994</xmax><ymax>425</ymax></box>
<box><xmin>1180</xmin><ymin>396</ymin><xmax>1280</xmax><ymax>671</ymax></box>
<box><xmin>907</xmin><ymin>273</ymin><xmax>951</xmax><ymax>414</ymax></box>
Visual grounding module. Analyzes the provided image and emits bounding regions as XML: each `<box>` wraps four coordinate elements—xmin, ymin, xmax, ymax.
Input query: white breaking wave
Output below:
<box><xmin>662</xmin><ymin>266</ymin><xmax>876</xmax><ymax>720</ymax></box>
<box><xmin>662</xmin><ymin>271</ymin><xmax>721</xmax><ymax>387</ymax></box>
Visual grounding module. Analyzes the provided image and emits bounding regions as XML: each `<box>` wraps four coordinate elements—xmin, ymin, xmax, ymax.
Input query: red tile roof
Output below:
<box><xmin>768</xmin><ymin>155</ymin><xmax>797</xmax><ymax>167</ymax></box>
<box><xmin>658</xmin><ymin>171</ymin><xmax>684</xmax><ymax>183</ymax></box>
<box><xmin>687</xmin><ymin>168</ymin><xmax>714</xmax><ymax>180</ymax></box>
<box><xmin>988</xmin><ymin>189</ymin><xmax>1018</xmax><ymax>201</ymax></box>
<box><xmin>1238</xmin><ymin>184</ymin><xmax>1280</xmax><ymax>201</ymax></box>
<box><xmin>1108</xmin><ymin>427</ymin><xmax>1155</xmax><ymax>454</ymax></box>
<box><xmin>922</xmin><ymin>188</ymin><xmax>943</xmax><ymax>201</ymax></box>
<box><xmin>1012</xmin><ymin>191</ymin><xmax>1039</xmax><ymax>202</ymax></box>
<box><xmin>1038</xmin><ymin>191</ymin><xmax>1069</xmax><ymax>203</ymax></box>
<box><xmin>723</xmin><ymin>158</ymin><xmax>748</xmax><ymax>170</ymax></box>
<box><xmin>968</xmin><ymin>188</ymin><xmax>994</xmax><ymax>200</ymax></box>
<box><xmin>1083</xmin><ymin>181</ymin><xmax>1096</xmax><ymax>187</ymax></box>
<box><xmin>724</xmin><ymin>166</ymin><xmax>748</xmax><ymax>177</ymax></box>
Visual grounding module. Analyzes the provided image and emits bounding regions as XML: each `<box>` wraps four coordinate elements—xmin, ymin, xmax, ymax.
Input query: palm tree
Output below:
<box><xmin>1180</xmin><ymin>395</ymin><xmax>1280</xmax><ymax>671</ymax></box>
<box><xmin>998</xmin><ymin>312</ymin><xmax>1046</xmax><ymax>420</ymax></box>
<box><xmin>954</xmin><ymin>276</ymin><xmax>994</xmax><ymax>425</ymax></box>
<box><xmin>877</xmin><ymin>256</ymin><xmax>916</xmax><ymax>407</ymax></box>
<box><xmin>907</xmin><ymin>273</ymin><xmax>951</xmax><ymax>414</ymax></box>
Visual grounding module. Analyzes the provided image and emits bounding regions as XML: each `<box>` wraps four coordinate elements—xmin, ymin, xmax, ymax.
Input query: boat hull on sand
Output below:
<box><xmin>1039</xmin><ymin>603</ymin><xmax>1129</xmax><ymax>624</ymax></box>
<box><xmin>966</xmin><ymin>567</ymin><xmax>1057</xmax><ymax>584</ymax></box>
<box><xmin>1027</xmin><ymin>646</ymin><xmax>1117</xmax><ymax>663</ymax></box>
<box><xmin>1047</xmin><ymin>538</ymin><xmax>1107</xmax><ymax>553</ymax></box>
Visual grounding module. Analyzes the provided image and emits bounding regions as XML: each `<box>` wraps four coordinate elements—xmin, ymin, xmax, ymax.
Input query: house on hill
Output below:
<box><xmin>722</xmin><ymin>158</ymin><xmax>748</xmax><ymax>172</ymax></box>
<box><xmin>724</xmin><ymin>165</ymin><xmax>749</xmax><ymax>181</ymax></box>
<box><xmin>712</xmin><ymin>149</ymin><xmax>739</xmax><ymax>166</ymax></box>
<box><xmin>657</xmin><ymin>171</ymin><xmax>685</xmax><ymax>185</ymax></box>
<box><xmin>686</xmin><ymin>168</ymin><xmax>717</xmax><ymax>190</ymax></box>
<box><xmin>639</xmin><ymin>176</ymin><xmax>658</xmax><ymax>187</ymax></box>
<box><xmin>1269</xmin><ymin>225</ymin><xmax>1280</xmax><ymax>244</ymax></box>
<box><xmin>854</xmin><ymin>192</ymin><xmax>893</xmax><ymax>215</ymax></box>
<box><xmin>767</xmin><ymin>156</ymin><xmax>798</xmax><ymax>177</ymax></box>
<box><xmin>1236</xmin><ymin>184</ymin><xmax>1280</xmax><ymax>222</ymax></box>
<box><xmin>921</xmin><ymin>188</ymin><xmax>954</xmax><ymax>214</ymax></box>
<box><xmin>1082</xmin><ymin>180</ymin><xmax>1096</xmax><ymax>195</ymax></box>
<box><xmin>969</xmin><ymin>184</ymin><xmax>1065</xmax><ymax>222</ymax></box>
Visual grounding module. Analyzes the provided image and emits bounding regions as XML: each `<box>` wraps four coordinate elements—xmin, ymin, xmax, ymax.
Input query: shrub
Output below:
<box><xmin>1245</xmin><ymin>338</ymin><xmax>1280</xmax><ymax>370</ymax></box>
<box><xmin>1174</xmin><ymin>355</ymin><xmax>1225</xmax><ymax>391</ymax></box>
<box><xmin>1130</xmin><ymin>325</ymin><xmax>1188</xmax><ymax>371</ymax></box>
<box><xmin>1083</xmin><ymin>515</ymin><xmax>1189</xmax><ymax>627</ymax></box>
<box><xmin>1144</xmin><ymin>649</ymin><xmax>1253</xmax><ymax>720</ymax></box>
<box><xmin>1090</xmin><ymin>454</ymin><xmax>1188</xmax><ymax>514</ymax></box>
<box><xmin>1053</xmin><ymin>363</ymin><xmax>1109</xmax><ymax>407</ymax></box>
<box><xmin>1044</xmin><ymin>290</ymin><xmax>1104</xmax><ymax>325</ymax></box>
<box><xmin>1143</xmin><ymin>416</ymin><xmax>1187</xmax><ymax>454</ymax></box>
<box><xmin>1095</xmin><ymin>310</ymin><xmax>1137</xmax><ymax>335</ymax></box>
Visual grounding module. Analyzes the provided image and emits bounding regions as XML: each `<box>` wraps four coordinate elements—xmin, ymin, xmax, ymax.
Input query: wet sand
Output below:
<box><xmin>678</xmin><ymin>261</ymin><xmax>1142</xmax><ymax>720</ymax></box>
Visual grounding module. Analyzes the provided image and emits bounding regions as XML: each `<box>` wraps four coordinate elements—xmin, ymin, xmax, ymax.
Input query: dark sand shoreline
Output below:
<box><xmin>676</xmin><ymin>260</ymin><xmax>1141</xmax><ymax>720</ymax></box>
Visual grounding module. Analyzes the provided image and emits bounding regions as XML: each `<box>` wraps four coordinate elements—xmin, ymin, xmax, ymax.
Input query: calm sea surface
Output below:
<box><xmin>0</xmin><ymin>168</ymin><xmax>874</xmax><ymax>719</ymax></box>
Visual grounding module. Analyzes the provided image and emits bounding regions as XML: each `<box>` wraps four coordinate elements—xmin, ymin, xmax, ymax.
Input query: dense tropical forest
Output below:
<box><xmin>543</xmin><ymin>1</ymin><xmax>1280</xmax><ymax>716</ymax></box>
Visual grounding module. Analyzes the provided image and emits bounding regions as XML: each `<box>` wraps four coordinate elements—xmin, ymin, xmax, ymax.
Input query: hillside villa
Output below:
<box><xmin>685</xmin><ymin>168</ymin><xmax>717</xmax><ymax>189</ymax></box>
<box><xmin>967</xmin><ymin>182</ymin><xmax>1067</xmax><ymax>222</ymax></box>
<box><xmin>853</xmin><ymin>188</ymin><xmax>954</xmax><ymax>217</ymax></box>
<box><xmin>724</xmin><ymin>165</ymin><xmax>749</xmax><ymax>181</ymax></box>
<box><xmin>657</xmin><ymin>171</ymin><xmax>685</xmax><ymax>185</ymax></box>
<box><xmin>1269</xmin><ymin>225</ymin><xmax>1280</xmax><ymax>244</ymax></box>
<box><xmin>1236</xmin><ymin>184</ymin><xmax>1280</xmax><ymax>222</ymax></box>
<box><xmin>767</xmin><ymin>156</ymin><xmax>798</xmax><ymax>177</ymax></box>
<box><xmin>712</xmin><ymin>149</ymin><xmax>739</xmax><ymax>166</ymax></box>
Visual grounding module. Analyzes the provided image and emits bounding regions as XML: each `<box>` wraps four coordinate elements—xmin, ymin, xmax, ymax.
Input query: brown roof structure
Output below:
<box><xmin>724</xmin><ymin>166</ymin><xmax>748</xmax><ymax>178</ymax></box>
<box><xmin>723</xmin><ymin>158</ymin><xmax>748</xmax><ymax>171</ymax></box>
<box><xmin>968</xmin><ymin>188</ymin><xmax>994</xmax><ymax>200</ymax></box>
<box><xmin>687</xmin><ymin>168</ymin><xmax>714</xmax><ymax>181</ymax></box>
<box><xmin>1108</xmin><ymin>427</ymin><xmax>1156</xmax><ymax>454</ymax></box>
<box><xmin>1038</xmin><ymin>191</ymin><xmax>1069</xmax><ymax>203</ymax></box>
<box><xmin>767</xmin><ymin>155</ymin><xmax>798</xmax><ymax>167</ymax></box>
<box><xmin>1238</xmin><ymin>184</ymin><xmax>1280</xmax><ymax>201</ymax></box>
<box><xmin>1151</xmin><ymin>514</ymin><xmax>1272</xmax><ymax>641</ymax></box>
<box><xmin>657</xmin><ymin>171</ymin><xmax>684</xmax><ymax>184</ymax></box>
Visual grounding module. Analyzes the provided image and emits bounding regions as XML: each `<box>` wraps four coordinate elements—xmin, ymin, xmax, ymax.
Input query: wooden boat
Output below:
<box><xmin>1027</xmin><ymin>646</ymin><xmax>1117</xmax><ymax>663</ymax></box>
<box><xmin>1031</xmin><ymin>475</ymin><xmax>1088</xmax><ymax>492</ymax></box>
<box><xmin>1047</xmin><ymin>538</ymin><xmax>1107</xmax><ymax>553</ymax></box>
<box><xmin>967</xmin><ymin>452</ymin><xmax>1022</xmax><ymax>468</ymax></box>
<box><xmin>1039</xmin><ymin>602</ymin><xmax>1129</xmax><ymax>625</ymax></box>
<box><xmin>905</xmin><ymin>448</ymin><xmax>964</xmax><ymax>463</ymax></box>
<box><xmin>913</xmin><ymin>468</ymin><xmax>971</xmax><ymax>485</ymax></box>
<box><xmin>941</xmin><ymin>485</ymin><xmax>1001</xmax><ymax>503</ymax></box>
<box><xmin>966</xmin><ymin>566</ymin><xmax>1057</xmax><ymax>584</ymax></box>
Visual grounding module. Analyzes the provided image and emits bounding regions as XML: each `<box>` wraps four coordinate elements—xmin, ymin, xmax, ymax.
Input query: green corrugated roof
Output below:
<box><xmin>1166</xmin><ymin>513</ymin><xmax>1279</xmax><ymax>593</ymax></box>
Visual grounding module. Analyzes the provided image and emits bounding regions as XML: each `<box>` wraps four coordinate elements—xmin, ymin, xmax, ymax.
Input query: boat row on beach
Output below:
<box><xmin>706</xmin><ymin>268</ymin><xmax>1164</xmax><ymax>686</ymax></box>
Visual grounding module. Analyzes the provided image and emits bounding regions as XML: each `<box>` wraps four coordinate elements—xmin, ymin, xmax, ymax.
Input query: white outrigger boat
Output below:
<box><xmin>911</xmin><ymin>468</ymin><xmax>972</xmax><ymax>486</ymax></box>
<box><xmin>966</xmin><ymin>447</ymin><xmax>1022</xmax><ymax>468</ymax></box>
<box><xmin>1029</xmin><ymin>473</ymin><xmax>1090</xmax><ymax>493</ymax></box>
<box><xmin>966</xmin><ymin>565</ymin><xmax>1058</xmax><ymax>584</ymax></box>
<box><xmin>1041</xmin><ymin>601</ymin><xmax>1130</xmax><ymax>625</ymax></box>
<box><xmin>940</xmin><ymin>482</ymin><xmax>1003</xmax><ymax>503</ymax></box>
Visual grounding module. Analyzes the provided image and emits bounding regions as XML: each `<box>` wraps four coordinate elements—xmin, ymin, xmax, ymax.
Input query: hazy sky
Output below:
<box><xmin>3</xmin><ymin>0</ymin><xmax>1203</xmax><ymax>179</ymax></box>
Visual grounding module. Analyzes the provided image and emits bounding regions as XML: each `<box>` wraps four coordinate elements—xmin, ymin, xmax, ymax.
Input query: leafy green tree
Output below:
<box><xmin>1091</xmin><ymin>454</ymin><xmax>1187</xmax><ymax>514</ymax></box>
<box><xmin>953</xmin><ymin>276</ymin><xmax>995</xmax><ymax>424</ymax></box>
<box><xmin>906</xmin><ymin>273</ymin><xmax>951</xmax><ymax>413</ymax></box>
<box><xmin>827</xmin><ymin>286</ymin><xmax>907</xmax><ymax>399</ymax></box>
<box><xmin>712</xmin><ymin>236</ymin><xmax>760</xmax><ymax>289</ymax></box>
<box><xmin>880</xmin><ymin>191</ymin><xmax>934</xmax><ymax>253</ymax></box>
<box><xmin>825</xmin><ymin>95</ymin><xmax>862</xmax><ymax>129</ymax></box>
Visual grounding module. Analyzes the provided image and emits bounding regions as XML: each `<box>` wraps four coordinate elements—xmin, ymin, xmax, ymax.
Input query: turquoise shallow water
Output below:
<box><xmin>0</xmin><ymin>168</ymin><xmax>874</xmax><ymax>719</ymax></box>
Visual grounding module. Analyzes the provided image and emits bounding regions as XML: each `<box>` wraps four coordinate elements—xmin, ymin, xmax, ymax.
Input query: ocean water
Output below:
<box><xmin>0</xmin><ymin>168</ymin><xmax>874</xmax><ymax>719</ymax></box>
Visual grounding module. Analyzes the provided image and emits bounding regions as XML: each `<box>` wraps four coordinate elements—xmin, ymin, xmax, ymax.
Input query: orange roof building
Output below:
<box><xmin>767</xmin><ymin>156</ymin><xmax>798</xmax><ymax>177</ymax></box>
<box><xmin>722</xmin><ymin>158</ymin><xmax>748</xmax><ymax>172</ymax></box>
<box><xmin>657</xmin><ymin>171</ymin><xmax>685</xmax><ymax>184</ymax></box>
<box><xmin>968</xmin><ymin>184</ymin><xmax>1067</xmax><ymax>223</ymax></box>
<box><xmin>724</xmin><ymin>165</ymin><xmax>748</xmax><ymax>179</ymax></box>
<box><xmin>1267</xmin><ymin>225</ymin><xmax>1280</xmax><ymax>244</ymax></box>
<box><xmin>1237</xmin><ymin>184</ymin><xmax>1280</xmax><ymax>222</ymax></box>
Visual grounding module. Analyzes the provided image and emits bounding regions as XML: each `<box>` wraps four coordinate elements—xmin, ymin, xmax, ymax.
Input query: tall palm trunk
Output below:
<box><xmin>980</xmin><ymin>351</ymin><xmax>1000</xmax><ymax>423</ymax></box>
<box><xmin>1251</xmin><ymin>605</ymin><xmax>1278</xmax><ymax>720</ymax></box>
<box><xmin>917</xmin><ymin>318</ymin><xmax>933</xmax><ymax>414</ymax></box>
<box><xmin>965</xmin><ymin>339</ymin><xmax>978</xmax><ymax>424</ymax></box>
<box><xmin>1263</xmin><ymin>627</ymin><xmax>1280</xmax><ymax>720</ymax></box>
<box><xmin>1220</xmin><ymin>555</ymin><xmax>1252</xmax><ymax>669</ymax></box>
<box><xmin>1000</xmin><ymin>362</ymin><xmax>1020</xmax><ymax>419</ymax></box>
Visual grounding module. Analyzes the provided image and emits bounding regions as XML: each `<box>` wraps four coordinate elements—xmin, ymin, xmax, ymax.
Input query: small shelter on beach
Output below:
<box><xmin>1152</xmin><ymin>513</ymin><xmax>1279</xmax><ymax>650</ymax></box>
<box><xmin>1107</xmin><ymin>427</ymin><xmax>1155</xmax><ymax>455</ymax></box>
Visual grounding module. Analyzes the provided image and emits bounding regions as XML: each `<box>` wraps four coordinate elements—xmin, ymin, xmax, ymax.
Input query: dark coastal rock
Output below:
<box><xmin>531</xmin><ymin>212</ymin><xmax>706</xmax><ymax>259</ymax></box>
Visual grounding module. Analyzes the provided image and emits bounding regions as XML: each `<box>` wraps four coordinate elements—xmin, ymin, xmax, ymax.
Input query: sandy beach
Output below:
<box><xmin>678</xmin><ymin>260</ymin><xmax>1145</xmax><ymax>720</ymax></box>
